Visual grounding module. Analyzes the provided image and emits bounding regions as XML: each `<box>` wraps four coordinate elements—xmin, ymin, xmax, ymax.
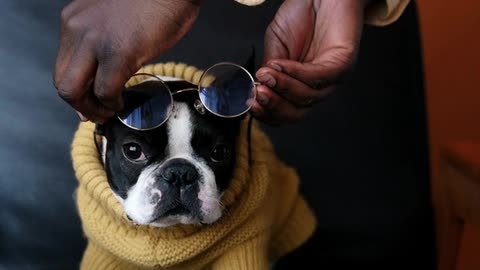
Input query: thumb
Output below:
<box><xmin>262</xmin><ymin>0</ymin><xmax>315</xmax><ymax>63</ymax></box>
<box><xmin>263</xmin><ymin>24</ymin><xmax>289</xmax><ymax>64</ymax></box>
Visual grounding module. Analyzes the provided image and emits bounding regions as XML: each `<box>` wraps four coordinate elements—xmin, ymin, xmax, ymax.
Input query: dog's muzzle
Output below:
<box><xmin>160</xmin><ymin>158</ymin><xmax>199</xmax><ymax>187</ymax></box>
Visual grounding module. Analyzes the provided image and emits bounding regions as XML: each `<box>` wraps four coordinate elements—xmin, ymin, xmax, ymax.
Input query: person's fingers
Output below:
<box><xmin>250</xmin><ymin>85</ymin><xmax>309</xmax><ymax>125</ymax></box>
<box><xmin>55</xmin><ymin>42</ymin><xmax>115</xmax><ymax>122</ymax></box>
<box><xmin>53</xmin><ymin>50</ymin><xmax>74</xmax><ymax>92</ymax></box>
<box><xmin>54</xmin><ymin>1</ymin><xmax>91</xmax><ymax>93</ymax></box>
<box><xmin>54</xmin><ymin>0</ymin><xmax>100</xmax><ymax>92</ymax></box>
<box><xmin>60</xmin><ymin>1</ymin><xmax>83</xmax><ymax>22</ymax></box>
<box><xmin>264</xmin><ymin>51</ymin><xmax>354</xmax><ymax>90</ymax></box>
<box><xmin>53</xmin><ymin>24</ymin><xmax>75</xmax><ymax>89</ymax></box>
<box><xmin>93</xmin><ymin>50</ymin><xmax>133</xmax><ymax>111</ymax></box>
<box><xmin>262</xmin><ymin>0</ymin><xmax>315</xmax><ymax>62</ymax></box>
<box><xmin>75</xmin><ymin>111</ymin><xmax>88</xmax><ymax>122</ymax></box>
<box><xmin>263</xmin><ymin>20</ymin><xmax>290</xmax><ymax>62</ymax></box>
<box><xmin>262</xmin><ymin>0</ymin><xmax>364</xmax><ymax>89</ymax></box>
<box><xmin>55</xmin><ymin>40</ymin><xmax>94</xmax><ymax>107</ymax></box>
<box><xmin>256</xmin><ymin>66</ymin><xmax>333</xmax><ymax>107</ymax></box>
<box><xmin>75</xmin><ymin>91</ymin><xmax>114</xmax><ymax>124</ymax></box>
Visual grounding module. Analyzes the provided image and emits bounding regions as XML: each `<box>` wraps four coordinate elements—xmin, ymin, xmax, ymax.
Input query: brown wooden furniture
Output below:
<box><xmin>436</xmin><ymin>142</ymin><xmax>480</xmax><ymax>270</ymax></box>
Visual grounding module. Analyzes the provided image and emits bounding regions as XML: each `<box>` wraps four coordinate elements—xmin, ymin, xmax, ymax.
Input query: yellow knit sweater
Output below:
<box><xmin>71</xmin><ymin>63</ymin><xmax>316</xmax><ymax>270</ymax></box>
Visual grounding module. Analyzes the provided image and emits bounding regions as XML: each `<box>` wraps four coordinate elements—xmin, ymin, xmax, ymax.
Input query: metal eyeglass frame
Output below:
<box><xmin>118</xmin><ymin>62</ymin><xmax>257</xmax><ymax>131</ymax></box>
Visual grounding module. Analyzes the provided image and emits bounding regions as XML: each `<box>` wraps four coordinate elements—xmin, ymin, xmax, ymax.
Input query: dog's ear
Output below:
<box><xmin>242</xmin><ymin>46</ymin><xmax>255</xmax><ymax>75</ymax></box>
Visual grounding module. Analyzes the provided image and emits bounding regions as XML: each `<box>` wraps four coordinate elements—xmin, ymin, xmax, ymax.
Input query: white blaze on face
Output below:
<box><xmin>124</xmin><ymin>165</ymin><xmax>161</xmax><ymax>225</ymax></box>
<box><xmin>121</xmin><ymin>103</ymin><xmax>223</xmax><ymax>227</ymax></box>
<box><xmin>165</xmin><ymin>103</ymin><xmax>223</xmax><ymax>225</ymax></box>
<box><xmin>167</xmin><ymin>103</ymin><xmax>194</xmax><ymax>157</ymax></box>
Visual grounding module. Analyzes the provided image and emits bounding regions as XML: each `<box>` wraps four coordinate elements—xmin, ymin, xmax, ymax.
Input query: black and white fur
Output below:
<box><xmin>96</xmin><ymin>72</ymin><xmax>314</xmax><ymax>269</ymax></box>
<box><xmin>100</xmin><ymin>79</ymin><xmax>242</xmax><ymax>227</ymax></box>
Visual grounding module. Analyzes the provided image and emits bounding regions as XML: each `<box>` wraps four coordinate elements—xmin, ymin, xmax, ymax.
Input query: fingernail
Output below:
<box><xmin>257</xmin><ymin>73</ymin><xmax>276</xmax><ymax>88</ymax></box>
<box><xmin>76</xmin><ymin>111</ymin><xmax>88</xmax><ymax>122</ymax></box>
<box><xmin>257</xmin><ymin>91</ymin><xmax>269</xmax><ymax>106</ymax></box>
<box><xmin>269</xmin><ymin>63</ymin><xmax>282</xmax><ymax>72</ymax></box>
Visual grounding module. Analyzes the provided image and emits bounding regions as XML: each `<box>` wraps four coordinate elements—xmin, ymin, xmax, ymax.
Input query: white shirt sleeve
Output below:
<box><xmin>234</xmin><ymin>0</ymin><xmax>266</xmax><ymax>6</ymax></box>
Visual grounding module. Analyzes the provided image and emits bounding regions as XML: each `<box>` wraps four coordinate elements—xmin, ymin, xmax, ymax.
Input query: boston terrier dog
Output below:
<box><xmin>79</xmin><ymin>59</ymin><xmax>316</xmax><ymax>269</ymax></box>
<box><xmin>99</xmin><ymin>82</ymin><xmax>243</xmax><ymax>227</ymax></box>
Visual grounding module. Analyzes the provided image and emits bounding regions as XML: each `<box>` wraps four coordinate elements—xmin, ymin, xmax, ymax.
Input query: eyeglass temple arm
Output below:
<box><xmin>93</xmin><ymin>124</ymin><xmax>105</xmax><ymax>156</ymax></box>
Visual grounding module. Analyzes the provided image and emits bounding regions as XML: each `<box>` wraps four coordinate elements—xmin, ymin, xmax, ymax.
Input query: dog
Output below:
<box><xmin>71</xmin><ymin>61</ymin><xmax>316</xmax><ymax>270</ymax></box>
<box><xmin>101</xmin><ymin>81</ymin><xmax>241</xmax><ymax>228</ymax></box>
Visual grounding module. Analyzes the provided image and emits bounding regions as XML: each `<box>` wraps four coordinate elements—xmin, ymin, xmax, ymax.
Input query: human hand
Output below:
<box><xmin>53</xmin><ymin>0</ymin><xmax>201</xmax><ymax>123</ymax></box>
<box><xmin>252</xmin><ymin>0</ymin><xmax>372</xmax><ymax>125</ymax></box>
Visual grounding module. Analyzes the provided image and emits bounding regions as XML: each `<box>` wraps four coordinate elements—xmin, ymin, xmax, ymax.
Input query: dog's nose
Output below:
<box><xmin>160</xmin><ymin>158</ymin><xmax>199</xmax><ymax>186</ymax></box>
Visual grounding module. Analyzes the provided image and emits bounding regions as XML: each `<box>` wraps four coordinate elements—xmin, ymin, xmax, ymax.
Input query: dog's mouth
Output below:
<box><xmin>124</xmin><ymin>196</ymin><xmax>220</xmax><ymax>226</ymax></box>
<box><xmin>161</xmin><ymin>205</ymin><xmax>190</xmax><ymax>217</ymax></box>
<box><xmin>152</xmin><ymin>201</ymin><xmax>201</xmax><ymax>222</ymax></box>
<box><xmin>127</xmin><ymin>205</ymin><xmax>193</xmax><ymax>225</ymax></box>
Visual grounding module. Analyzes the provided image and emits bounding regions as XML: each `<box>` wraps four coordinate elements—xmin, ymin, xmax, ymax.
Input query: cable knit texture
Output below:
<box><xmin>72</xmin><ymin>63</ymin><xmax>317</xmax><ymax>270</ymax></box>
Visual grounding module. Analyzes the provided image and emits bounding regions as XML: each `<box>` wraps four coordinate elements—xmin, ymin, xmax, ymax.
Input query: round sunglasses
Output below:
<box><xmin>117</xmin><ymin>62</ymin><xmax>256</xmax><ymax>131</ymax></box>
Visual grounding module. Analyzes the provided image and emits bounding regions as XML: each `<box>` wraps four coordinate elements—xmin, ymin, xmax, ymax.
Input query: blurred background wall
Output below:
<box><xmin>417</xmin><ymin>1</ymin><xmax>480</xmax><ymax>269</ymax></box>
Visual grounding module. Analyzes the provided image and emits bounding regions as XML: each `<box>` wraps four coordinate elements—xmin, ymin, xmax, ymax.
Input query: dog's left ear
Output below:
<box><xmin>242</xmin><ymin>46</ymin><xmax>255</xmax><ymax>75</ymax></box>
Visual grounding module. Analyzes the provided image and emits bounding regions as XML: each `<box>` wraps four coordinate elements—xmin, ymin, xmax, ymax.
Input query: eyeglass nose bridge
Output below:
<box><xmin>117</xmin><ymin>62</ymin><xmax>257</xmax><ymax>130</ymax></box>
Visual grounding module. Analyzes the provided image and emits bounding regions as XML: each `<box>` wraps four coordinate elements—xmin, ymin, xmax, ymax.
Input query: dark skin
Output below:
<box><xmin>54</xmin><ymin>0</ymin><xmax>371</xmax><ymax>125</ymax></box>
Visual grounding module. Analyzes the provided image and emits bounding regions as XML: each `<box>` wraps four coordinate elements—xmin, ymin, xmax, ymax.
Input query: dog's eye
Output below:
<box><xmin>210</xmin><ymin>144</ymin><xmax>231</xmax><ymax>162</ymax></box>
<box><xmin>123</xmin><ymin>143</ymin><xmax>146</xmax><ymax>162</ymax></box>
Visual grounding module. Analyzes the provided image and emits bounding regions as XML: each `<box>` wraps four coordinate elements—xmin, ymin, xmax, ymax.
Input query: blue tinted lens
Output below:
<box><xmin>117</xmin><ymin>80</ymin><xmax>172</xmax><ymax>130</ymax></box>
<box><xmin>199</xmin><ymin>63</ymin><xmax>255</xmax><ymax>117</ymax></box>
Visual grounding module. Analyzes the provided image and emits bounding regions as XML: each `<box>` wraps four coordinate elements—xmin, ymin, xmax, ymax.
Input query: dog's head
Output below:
<box><xmin>99</xmin><ymin>80</ymin><xmax>244</xmax><ymax>227</ymax></box>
